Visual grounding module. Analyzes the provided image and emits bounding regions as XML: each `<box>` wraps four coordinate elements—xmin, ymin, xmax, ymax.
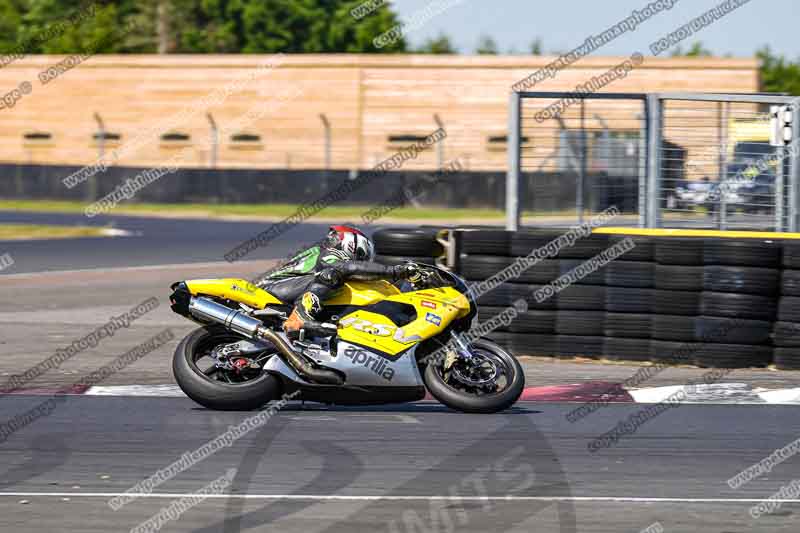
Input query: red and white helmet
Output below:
<box><xmin>325</xmin><ymin>225</ymin><xmax>375</xmax><ymax>261</ymax></box>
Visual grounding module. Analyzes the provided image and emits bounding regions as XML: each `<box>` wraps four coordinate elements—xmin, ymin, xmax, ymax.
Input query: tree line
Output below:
<box><xmin>0</xmin><ymin>1</ymin><xmax>797</xmax><ymax>94</ymax></box>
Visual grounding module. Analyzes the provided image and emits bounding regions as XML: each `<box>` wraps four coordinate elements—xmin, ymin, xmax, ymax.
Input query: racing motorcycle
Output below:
<box><xmin>169</xmin><ymin>263</ymin><xmax>524</xmax><ymax>413</ymax></box>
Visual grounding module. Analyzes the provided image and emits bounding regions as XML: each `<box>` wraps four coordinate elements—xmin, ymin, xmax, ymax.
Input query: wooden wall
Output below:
<box><xmin>0</xmin><ymin>54</ymin><xmax>759</xmax><ymax>171</ymax></box>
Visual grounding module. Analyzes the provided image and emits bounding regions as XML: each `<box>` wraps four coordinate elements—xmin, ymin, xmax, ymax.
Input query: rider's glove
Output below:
<box><xmin>392</xmin><ymin>262</ymin><xmax>422</xmax><ymax>283</ymax></box>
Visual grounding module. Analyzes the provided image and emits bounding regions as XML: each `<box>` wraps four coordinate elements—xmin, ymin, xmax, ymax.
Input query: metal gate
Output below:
<box><xmin>508</xmin><ymin>92</ymin><xmax>800</xmax><ymax>231</ymax></box>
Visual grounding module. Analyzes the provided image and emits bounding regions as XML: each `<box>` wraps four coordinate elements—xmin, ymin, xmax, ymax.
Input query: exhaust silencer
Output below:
<box><xmin>188</xmin><ymin>297</ymin><xmax>264</xmax><ymax>338</ymax></box>
<box><xmin>188</xmin><ymin>297</ymin><xmax>343</xmax><ymax>386</ymax></box>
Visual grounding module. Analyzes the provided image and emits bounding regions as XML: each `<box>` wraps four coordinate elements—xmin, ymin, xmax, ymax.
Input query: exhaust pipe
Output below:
<box><xmin>188</xmin><ymin>296</ymin><xmax>265</xmax><ymax>338</ymax></box>
<box><xmin>188</xmin><ymin>297</ymin><xmax>344</xmax><ymax>386</ymax></box>
<box><xmin>256</xmin><ymin>329</ymin><xmax>344</xmax><ymax>386</ymax></box>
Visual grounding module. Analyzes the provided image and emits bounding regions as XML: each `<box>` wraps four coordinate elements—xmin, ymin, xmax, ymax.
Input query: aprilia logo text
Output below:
<box><xmin>343</xmin><ymin>346</ymin><xmax>395</xmax><ymax>381</ymax></box>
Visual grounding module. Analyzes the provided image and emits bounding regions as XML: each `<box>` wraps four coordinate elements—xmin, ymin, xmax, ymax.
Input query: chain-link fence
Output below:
<box><xmin>508</xmin><ymin>92</ymin><xmax>800</xmax><ymax>232</ymax></box>
<box><xmin>509</xmin><ymin>93</ymin><xmax>647</xmax><ymax>228</ymax></box>
<box><xmin>658</xmin><ymin>94</ymin><xmax>797</xmax><ymax>230</ymax></box>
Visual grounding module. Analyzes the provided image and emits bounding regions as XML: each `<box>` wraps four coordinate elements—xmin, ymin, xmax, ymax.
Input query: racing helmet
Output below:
<box><xmin>324</xmin><ymin>225</ymin><xmax>375</xmax><ymax>261</ymax></box>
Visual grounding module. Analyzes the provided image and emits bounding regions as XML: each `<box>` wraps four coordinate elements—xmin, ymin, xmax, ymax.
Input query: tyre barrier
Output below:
<box><xmin>372</xmin><ymin>227</ymin><xmax>800</xmax><ymax>369</ymax></box>
<box><xmin>373</xmin><ymin>227</ymin><xmax>444</xmax><ymax>258</ymax></box>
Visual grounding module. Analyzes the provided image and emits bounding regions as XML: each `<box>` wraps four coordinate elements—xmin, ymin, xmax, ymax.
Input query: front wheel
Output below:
<box><xmin>173</xmin><ymin>326</ymin><xmax>282</xmax><ymax>411</ymax></box>
<box><xmin>423</xmin><ymin>339</ymin><xmax>525</xmax><ymax>413</ymax></box>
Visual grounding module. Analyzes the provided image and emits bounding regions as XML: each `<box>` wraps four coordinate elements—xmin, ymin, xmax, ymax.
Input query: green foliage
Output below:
<box><xmin>0</xmin><ymin>0</ymin><xmax>407</xmax><ymax>54</ymax></box>
<box><xmin>670</xmin><ymin>41</ymin><xmax>712</xmax><ymax>57</ymax></box>
<box><xmin>0</xmin><ymin>0</ymin><xmax>25</xmax><ymax>51</ymax></box>
<box><xmin>416</xmin><ymin>32</ymin><xmax>456</xmax><ymax>54</ymax></box>
<box><xmin>0</xmin><ymin>0</ymin><xmax>129</xmax><ymax>53</ymax></box>
<box><xmin>757</xmin><ymin>46</ymin><xmax>800</xmax><ymax>96</ymax></box>
<box><xmin>475</xmin><ymin>34</ymin><xmax>497</xmax><ymax>55</ymax></box>
<box><xmin>529</xmin><ymin>38</ymin><xmax>542</xmax><ymax>55</ymax></box>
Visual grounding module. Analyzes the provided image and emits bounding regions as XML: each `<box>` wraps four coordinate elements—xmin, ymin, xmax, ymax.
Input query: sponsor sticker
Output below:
<box><xmin>421</xmin><ymin>300</ymin><xmax>437</xmax><ymax>309</ymax></box>
<box><xmin>302</xmin><ymin>292</ymin><xmax>322</xmax><ymax>314</ymax></box>
<box><xmin>425</xmin><ymin>312</ymin><xmax>442</xmax><ymax>326</ymax></box>
<box><xmin>231</xmin><ymin>284</ymin><xmax>254</xmax><ymax>293</ymax></box>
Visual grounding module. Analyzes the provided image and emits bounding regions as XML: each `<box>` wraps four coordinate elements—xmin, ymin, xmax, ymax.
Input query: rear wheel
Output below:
<box><xmin>173</xmin><ymin>326</ymin><xmax>282</xmax><ymax>411</ymax></box>
<box><xmin>423</xmin><ymin>339</ymin><xmax>524</xmax><ymax>413</ymax></box>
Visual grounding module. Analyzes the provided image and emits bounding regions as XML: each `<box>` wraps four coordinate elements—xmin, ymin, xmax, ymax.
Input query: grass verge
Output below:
<box><xmin>0</xmin><ymin>199</ymin><xmax>510</xmax><ymax>220</ymax></box>
<box><xmin>0</xmin><ymin>224</ymin><xmax>109</xmax><ymax>240</ymax></box>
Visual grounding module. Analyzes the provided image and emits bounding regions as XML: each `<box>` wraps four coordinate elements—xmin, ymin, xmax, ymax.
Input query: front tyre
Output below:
<box><xmin>423</xmin><ymin>339</ymin><xmax>524</xmax><ymax>413</ymax></box>
<box><xmin>173</xmin><ymin>326</ymin><xmax>282</xmax><ymax>411</ymax></box>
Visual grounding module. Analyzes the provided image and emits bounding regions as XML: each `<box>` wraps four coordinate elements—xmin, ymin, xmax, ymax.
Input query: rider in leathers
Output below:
<box><xmin>257</xmin><ymin>225</ymin><xmax>419</xmax><ymax>334</ymax></box>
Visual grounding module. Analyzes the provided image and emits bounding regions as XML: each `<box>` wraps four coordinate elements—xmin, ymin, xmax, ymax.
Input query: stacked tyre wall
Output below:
<box><xmin>373</xmin><ymin>227</ymin><xmax>800</xmax><ymax>370</ymax></box>
<box><xmin>775</xmin><ymin>244</ymin><xmax>800</xmax><ymax>370</ymax></box>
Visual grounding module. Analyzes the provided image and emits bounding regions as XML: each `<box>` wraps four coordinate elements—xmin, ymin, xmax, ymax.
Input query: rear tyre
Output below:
<box><xmin>173</xmin><ymin>326</ymin><xmax>282</xmax><ymax>411</ymax></box>
<box><xmin>423</xmin><ymin>339</ymin><xmax>525</xmax><ymax>413</ymax></box>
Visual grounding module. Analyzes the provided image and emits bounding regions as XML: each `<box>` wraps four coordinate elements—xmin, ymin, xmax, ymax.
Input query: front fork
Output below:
<box><xmin>450</xmin><ymin>331</ymin><xmax>474</xmax><ymax>359</ymax></box>
<box><xmin>443</xmin><ymin>331</ymin><xmax>473</xmax><ymax>370</ymax></box>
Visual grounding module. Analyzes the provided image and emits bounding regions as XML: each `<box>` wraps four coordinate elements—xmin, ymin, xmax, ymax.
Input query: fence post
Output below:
<box><xmin>89</xmin><ymin>113</ymin><xmax>104</xmax><ymax>202</ymax></box>
<box><xmin>646</xmin><ymin>95</ymin><xmax>662</xmax><ymax>228</ymax></box>
<box><xmin>637</xmin><ymin>111</ymin><xmax>647</xmax><ymax>227</ymax></box>
<box><xmin>790</xmin><ymin>100</ymin><xmax>800</xmax><ymax>232</ymax></box>
<box><xmin>434</xmin><ymin>114</ymin><xmax>445</xmax><ymax>169</ymax></box>
<box><xmin>578</xmin><ymin>99</ymin><xmax>586</xmax><ymax>224</ymax></box>
<box><xmin>718</xmin><ymin>102</ymin><xmax>730</xmax><ymax>230</ymax></box>
<box><xmin>506</xmin><ymin>92</ymin><xmax>522</xmax><ymax>231</ymax></box>
<box><xmin>776</xmin><ymin>143</ymin><xmax>785</xmax><ymax>232</ymax></box>
<box><xmin>319</xmin><ymin>113</ymin><xmax>331</xmax><ymax>172</ymax></box>
<box><xmin>319</xmin><ymin>113</ymin><xmax>331</xmax><ymax>195</ymax></box>
<box><xmin>206</xmin><ymin>113</ymin><xmax>218</xmax><ymax>169</ymax></box>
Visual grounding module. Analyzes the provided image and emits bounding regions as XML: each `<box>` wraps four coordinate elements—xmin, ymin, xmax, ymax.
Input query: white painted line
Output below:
<box><xmin>756</xmin><ymin>387</ymin><xmax>800</xmax><ymax>404</ymax></box>
<box><xmin>392</xmin><ymin>414</ymin><xmax>421</xmax><ymax>424</ymax></box>
<box><xmin>82</xmin><ymin>383</ymin><xmax>800</xmax><ymax>406</ymax></box>
<box><xmin>86</xmin><ymin>385</ymin><xmax>186</xmax><ymax>397</ymax></box>
<box><xmin>628</xmin><ymin>383</ymin><xmax>764</xmax><ymax>404</ymax></box>
<box><xmin>100</xmin><ymin>228</ymin><xmax>135</xmax><ymax>238</ymax></box>
<box><xmin>628</xmin><ymin>385</ymin><xmax>685</xmax><ymax>404</ymax></box>
<box><xmin>0</xmin><ymin>492</ymin><xmax>797</xmax><ymax>504</ymax></box>
<box><xmin>331</xmin><ymin>414</ymin><xmax>421</xmax><ymax>424</ymax></box>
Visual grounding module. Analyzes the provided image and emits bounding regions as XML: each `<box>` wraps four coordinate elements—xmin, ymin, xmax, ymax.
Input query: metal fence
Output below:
<box><xmin>507</xmin><ymin>92</ymin><xmax>800</xmax><ymax>232</ymax></box>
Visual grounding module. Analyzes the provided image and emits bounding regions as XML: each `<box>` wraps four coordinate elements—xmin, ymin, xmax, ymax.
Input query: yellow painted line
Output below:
<box><xmin>593</xmin><ymin>227</ymin><xmax>800</xmax><ymax>240</ymax></box>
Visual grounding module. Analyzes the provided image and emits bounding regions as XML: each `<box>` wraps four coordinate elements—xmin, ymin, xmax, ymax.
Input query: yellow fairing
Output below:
<box><xmin>337</xmin><ymin>286</ymin><xmax>471</xmax><ymax>357</ymax></box>
<box><xmin>185</xmin><ymin>279</ymin><xmax>282</xmax><ymax>308</ymax></box>
<box><xmin>324</xmin><ymin>280</ymin><xmax>401</xmax><ymax>306</ymax></box>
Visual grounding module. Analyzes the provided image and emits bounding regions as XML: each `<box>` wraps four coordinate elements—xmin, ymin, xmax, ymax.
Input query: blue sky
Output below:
<box><xmin>391</xmin><ymin>0</ymin><xmax>799</xmax><ymax>58</ymax></box>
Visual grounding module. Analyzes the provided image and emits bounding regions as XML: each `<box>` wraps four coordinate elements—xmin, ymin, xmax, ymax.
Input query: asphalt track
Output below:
<box><xmin>0</xmin><ymin>209</ymin><xmax>776</xmax><ymax>275</ymax></box>
<box><xmin>0</xmin><ymin>211</ymin><xmax>332</xmax><ymax>273</ymax></box>
<box><xmin>3</xmin><ymin>221</ymin><xmax>800</xmax><ymax>531</ymax></box>
<box><xmin>2</xmin><ymin>396</ymin><xmax>800</xmax><ymax>532</ymax></box>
